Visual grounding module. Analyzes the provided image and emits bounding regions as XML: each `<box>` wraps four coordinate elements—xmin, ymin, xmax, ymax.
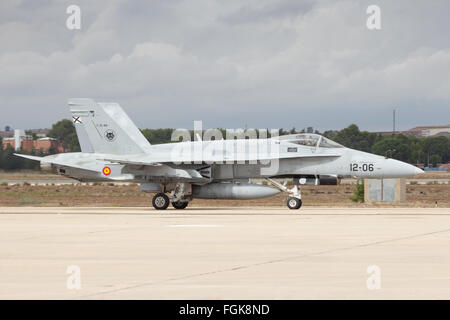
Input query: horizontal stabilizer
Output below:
<box><xmin>13</xmin><ymin>154</ymin><xmax>46</xmax><ymax>162</ymax></box>
<box><xmin>14</xmin><ymin>153</ymin><xmax>98</xmax><ymax>173</ymax></box>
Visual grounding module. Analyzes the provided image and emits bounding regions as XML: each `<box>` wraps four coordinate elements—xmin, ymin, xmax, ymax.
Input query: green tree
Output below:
<box><xmin>141</xmin><ymin>128</ymin><xmax>174</xmax><ymax>144</ymax></box>
<box><xmin>409</xmin><ymin>139</ymin><xmax>425</xmax><ymax>164</ymax></box>
<box><xmin>430</xmin><ymin>154</ymin><xmax>441</xmax><ymax>167</ymax></box>
<box><xmin>25</xmin><ymin>130</ymin><xmax>38</xmax><ymax>140</ymax></box>
<box><xmin>422</xmin><ymin>136</ymin><xmax>449</xmax><ymax>164</ymax></box>
<box><xmin>278</xmin><ymin>128</ymin><xmax>289</xmax><ymax>136</ymax></box>
<box><xmin>47</xmin><ymin>119</ymin><xmax>80</xmax><ymax>152</ymax></box>
<box><xmin>1</xmin><ymin>144</ymin><xmax>24</xmax><ymax>170</ymax></box>
<box><xmin>23</xmin><ymin>148</ymin><xmax>40</xmax><ymax>170</ymax></box>
<box><xmin>323</xmin><ymin>130</ymin><xmax>337</xmax><ymax>139</ymax></box>
<box><xmin>0</xmin><ymin>137</ymin><xmax>3</xmax><ymax>168</ymax></box>
<box><xmin>352</xmin><ymin>180</ymin><xmax>365</xmax><ymax>202</ymax></box>
<box><xmin>371</xmin><ymin>136</ymin><xmax>411</xmax><ymax>162</ymax></box>
<box><xmin>332</xmin><ymin>124</ymin><xmax>380</xmax><ymax>152</ymax></box>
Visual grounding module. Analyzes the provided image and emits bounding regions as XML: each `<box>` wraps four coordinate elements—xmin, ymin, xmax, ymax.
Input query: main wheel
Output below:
<box><xmin>287</xmin><ymin>197</ymin><xmax>302</xmax><ymax>210</ymax></box>
<box><xmin>172</xmin><ymin>201</ymin><xmax>188</xmax><ymax>210</ymax></box>
<box><xmin>152</xmin><ymin>193</ymin><xmax>170</xmax><ymax>210</ymax></box>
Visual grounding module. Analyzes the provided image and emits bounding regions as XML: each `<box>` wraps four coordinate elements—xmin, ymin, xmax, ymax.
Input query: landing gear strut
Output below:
<box><xmin>265</xmin><ymin>178</ymin><xmax>302</xmax><ymax>210</ymax></box>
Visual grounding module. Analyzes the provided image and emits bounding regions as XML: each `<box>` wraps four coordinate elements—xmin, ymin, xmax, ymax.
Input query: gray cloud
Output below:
<box><xmin>0</xmin><ymin>0</ymin><xmax>449</xmax><ymax>132</ymax></box>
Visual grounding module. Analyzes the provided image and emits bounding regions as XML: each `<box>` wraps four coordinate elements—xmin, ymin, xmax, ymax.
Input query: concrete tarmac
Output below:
<box><xmin>0</xmin><ymin>206</ymin><xmax>449</xmax><ymax>299</ymax></box>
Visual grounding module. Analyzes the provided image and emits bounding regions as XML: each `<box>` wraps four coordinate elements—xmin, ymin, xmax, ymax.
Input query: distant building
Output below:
<box><xmin>29</xmin><ymin>128</ymin><xmax>50</xmax><ymax>138</ymax></box>
<box><xmin>0</xmin><ymin>130</ymin><xmax>14</xmax><ymax>138</ymax></box>
<box><xmin>2</xmin><ymin>129</ymin><xmax>64</xmax><ymax>153</ymax></box>
<box><xmin>1</xmin><ymin>128</ymin><xmax>50</xmax><ymax>140</ymax></box>
<box><xmin>375</xmin><ymin>125</ymin><xmax>450</xmax><ymax>137</ymax></box>
<box><xmin>403</xmin><ymin>125</ymin><xmax>450</xmax><ymax>137</ymax></box>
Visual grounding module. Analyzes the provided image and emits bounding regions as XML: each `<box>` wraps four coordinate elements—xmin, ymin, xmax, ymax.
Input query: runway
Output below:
<box><xmin>0</xmin><ymin>206</ymin><xmax>449</xmax><ymax>299</ymax></box>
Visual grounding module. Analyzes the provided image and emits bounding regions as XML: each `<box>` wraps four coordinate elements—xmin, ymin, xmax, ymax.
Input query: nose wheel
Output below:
<box><xmin>287</xmin><ymin>197</ymin><xmax>302</xmax><ymax>209</ymax></box>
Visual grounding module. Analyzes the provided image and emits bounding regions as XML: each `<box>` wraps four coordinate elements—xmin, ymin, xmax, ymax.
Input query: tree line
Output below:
<box><xmin>323</xmin><ymin>124</ymin><xmax>449</xmax><ymax>166</ymax></box>
<box><xmin>0</xmin><ymin>120</ymin><xmax>448</xmax><ymax>171</ymax></box>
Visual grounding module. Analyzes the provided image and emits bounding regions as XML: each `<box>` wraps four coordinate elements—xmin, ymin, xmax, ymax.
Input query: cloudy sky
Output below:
<box><xmin>1</xmin><ymin>0</ymin><xmax>449</xmax><ymax>132</ymax></box>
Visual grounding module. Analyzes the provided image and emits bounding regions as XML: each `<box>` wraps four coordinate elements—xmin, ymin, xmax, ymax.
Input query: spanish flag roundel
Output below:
<box><xmin>102</xmin><ymin>166</ymin><xmax>111</xmax><ymax>176</ymax></box>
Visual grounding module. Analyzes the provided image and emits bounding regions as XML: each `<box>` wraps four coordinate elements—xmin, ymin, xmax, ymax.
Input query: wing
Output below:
<box><xmin>102</xmin><ymin>158</ymin><xmax>162</xmax><ymax>166</ymax></box>
<box><xmin>99</xmin><ymin>153</ymin><xmax>339</xmax><ymax>166</ymax></box>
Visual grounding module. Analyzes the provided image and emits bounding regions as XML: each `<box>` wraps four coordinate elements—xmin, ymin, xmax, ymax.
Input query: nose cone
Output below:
<box><xmin>383</xmin><ymin>159</ymin><xmax>425</xmax><ymax>178</ymax></box>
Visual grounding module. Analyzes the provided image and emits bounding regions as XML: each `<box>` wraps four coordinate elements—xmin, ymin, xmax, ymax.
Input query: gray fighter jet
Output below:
<box><xmin>15</xmin><ymin>99</ymin><xmax>423</xmax><ymax>210</ymax></box>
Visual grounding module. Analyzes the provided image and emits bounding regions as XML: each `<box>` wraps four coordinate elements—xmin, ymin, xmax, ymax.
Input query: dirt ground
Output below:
<box><xmin>0</xmin><ymin>183</ymin><xmax>448</xmax><ymax>207</ymax></box>
<box><xmin>0</xmin><ymin>170</ymin><xmax>68</xmax><ymax>180</ymax></box>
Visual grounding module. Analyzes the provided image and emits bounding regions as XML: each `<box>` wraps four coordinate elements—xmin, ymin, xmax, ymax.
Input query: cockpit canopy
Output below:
<box><xmin>275</xmin><ymin>133</ymin><xmax>344</xmax><ymax>148</ymax></box>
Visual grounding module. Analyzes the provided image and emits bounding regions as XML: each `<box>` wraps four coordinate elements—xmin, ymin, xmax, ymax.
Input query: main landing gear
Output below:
<box><xmin>152</xmin><ymin>182</ymin><xmax>191</xmax><ymax>210</ymax></box>
<box><xmin>265</xmin><ymin>178</ymin><xmax>302</xmax><ymax>210</ymax></box>
<box><xmin>151</xmin><ymin>193</ymin><xmax>190</xmax><ymax>210</ymax></box>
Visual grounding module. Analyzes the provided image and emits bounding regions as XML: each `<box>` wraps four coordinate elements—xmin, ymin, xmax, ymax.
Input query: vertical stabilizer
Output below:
<box><xmin>69</xmin><ymin>99</ymin><xmax>152</xmax><ymax>155</ymax></box>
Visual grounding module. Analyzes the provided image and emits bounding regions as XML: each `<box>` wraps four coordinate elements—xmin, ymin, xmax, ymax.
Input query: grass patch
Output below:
<box><xmin>351</xmin><ymin>181</ymin><xmax>365</xmax><ymax>203</ymax></box>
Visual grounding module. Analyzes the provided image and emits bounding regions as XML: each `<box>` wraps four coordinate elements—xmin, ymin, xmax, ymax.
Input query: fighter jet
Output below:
<box><xmin>15</xmin><ymin>99</ymin><xmax>423</xmax><ymax>210</ymax></box>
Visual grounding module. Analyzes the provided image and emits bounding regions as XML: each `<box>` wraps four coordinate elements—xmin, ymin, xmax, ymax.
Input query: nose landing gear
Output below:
<box><xmin>265</xmin><ymin>178</ymin><xmax>302</xmax><ymax>210</ymax></box>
